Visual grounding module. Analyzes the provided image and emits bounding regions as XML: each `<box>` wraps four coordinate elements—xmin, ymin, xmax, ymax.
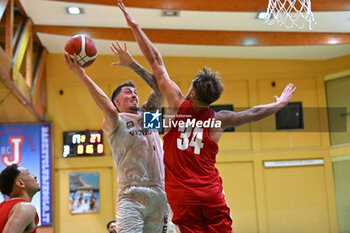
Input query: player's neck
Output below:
<box><xmin>123</xmin><ymin>110</ymin><xmax>138</xmax><ymax>114</ymax></box>
<box><xmin>191</xmin><ymin>100</ymin><xmax>209</xmax><ymax>113</ymax></box>
<box><xmin>9</xmin><ymin>191</ymin><xmax>32</xmax><ymax>202</ymax></box>
<box><xmin>120</xmin><ymin>108</ymin><xmax>139</xmax><ymax>114</ymax></box>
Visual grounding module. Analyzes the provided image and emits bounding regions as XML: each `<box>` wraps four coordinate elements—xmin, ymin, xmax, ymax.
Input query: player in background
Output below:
<box><xmin>106</xmin><ymin>220</ymin><xmax>117</xmax><ymax>233</ymax></box>
<box><xmin>117</xmin><ymin>1</ymin><xmax>296</xmax><ymax>232</ymax></box>
<box><xmin>64</xmin><ymin>41</ymin><xmax>168</xmax><ymax>233</ymax></box>
<box><xmin>0</xmin><ymin>164</ymin><xmax>41</xmax><ymax>233</ymax></box>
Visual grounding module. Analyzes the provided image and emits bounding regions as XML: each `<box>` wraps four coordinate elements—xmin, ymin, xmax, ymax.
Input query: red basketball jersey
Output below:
<box><xmin>0</xmin><ymin>198</ymin><xmax>39</xmax><ymax>233</ymax></box>
<box><xmin>163</xmin><ymin>100</ymin><xmax>225</xmax><ymax>205</ymax></box>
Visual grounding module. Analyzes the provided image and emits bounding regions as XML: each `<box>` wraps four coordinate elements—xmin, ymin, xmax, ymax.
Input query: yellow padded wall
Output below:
<box><xmin>263</xmin><ymin>165</ymin><xmax>330</xmax><ymax>233</ymax></box>
<box><xmin>216</xmin><ymin>162</ymin><xmax>258</xmax><ymax>233</ymax></box>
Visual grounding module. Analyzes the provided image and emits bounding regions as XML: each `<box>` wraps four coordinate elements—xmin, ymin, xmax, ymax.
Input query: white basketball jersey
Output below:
<box><xmin>107</xmin><ymin>112</ymin><xmax>164</xmax><ymax>189</ymax></box>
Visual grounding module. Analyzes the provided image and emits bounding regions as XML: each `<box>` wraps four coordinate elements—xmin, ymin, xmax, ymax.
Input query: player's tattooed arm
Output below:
<box><xmin>129</xmin><ymin>62</ymin><xmax>161</xmax><ymax>93</ymax></box>
<box><xmin>110</xmin><ymin>40</ymin><xmax>161</xmax><ymax>94</ymax></box>
<box><xmin>140</xmin><ymin>90</ymin><xmax>164</xmax><ymax>112</ymax></box>
<box><xmin>131</xmin><ymin>62</ymin><xmax>164</xmax><ymax>111</ymax></box>
<box><xmin>110</xmin><ymin>40</ymin><xmax>163</xmax><ymax>111</ymax></box>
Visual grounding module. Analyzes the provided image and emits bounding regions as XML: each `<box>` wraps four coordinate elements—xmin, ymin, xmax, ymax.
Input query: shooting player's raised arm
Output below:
<box><xmin>64</xmin><ymin>53</ymin><xmax>119</xmax><ymax>135</ymax></box>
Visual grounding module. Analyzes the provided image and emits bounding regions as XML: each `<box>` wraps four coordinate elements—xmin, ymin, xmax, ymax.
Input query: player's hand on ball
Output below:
<box><xmin>64</xmin><ymin>34</ymin><xmax>97</xmax><ymax>67</ymax></box>
<box><xmin>64</xmin><ymin>52</ymin><xmax>85</xmax><ymax>77</ymax></box>
<box><xmin>110</xmin><ymin>41</ymin><xmax>135</xmax><ymax>67</ymax></box>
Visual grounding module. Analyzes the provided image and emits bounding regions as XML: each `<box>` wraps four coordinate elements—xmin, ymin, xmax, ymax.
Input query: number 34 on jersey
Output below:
<box><xmin>176</xmin><ymin>126</ymin><xmax>204</xmax><ymax>155</ymax></box>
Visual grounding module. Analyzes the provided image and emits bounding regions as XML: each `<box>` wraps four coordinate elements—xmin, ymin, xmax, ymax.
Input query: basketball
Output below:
<box><xmin>64</xmin><ymin>34</ymin><xmax>97</xmax><ymax>67</ymax></box>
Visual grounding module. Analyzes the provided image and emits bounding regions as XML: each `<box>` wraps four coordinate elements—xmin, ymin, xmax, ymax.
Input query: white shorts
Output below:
<box><xmin>116</xmin><ymin>186</ymin><xmax>168</xmax><ymax>233</ymax></box>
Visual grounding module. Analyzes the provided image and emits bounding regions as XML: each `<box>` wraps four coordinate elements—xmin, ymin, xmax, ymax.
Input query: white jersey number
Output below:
<box><xmin>177</xmin><ymin>126</ymin><xmax>204</xmax><ymax>155</ymax></box>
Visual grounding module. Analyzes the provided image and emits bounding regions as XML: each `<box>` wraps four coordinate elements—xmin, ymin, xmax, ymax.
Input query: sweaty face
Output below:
<box><xmin>114</xmin><ymin>86</ymin><xmax>139</xmax><ymax>113</ymax></box>
<box><xmin>17</xmin><ymin>167</ymin><xmax>41</xmax><ymax>193</ymax></box>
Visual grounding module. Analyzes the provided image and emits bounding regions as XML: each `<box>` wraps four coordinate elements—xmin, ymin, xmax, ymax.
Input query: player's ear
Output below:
<box><xmin>190</xmin><ymin>89</ymin><xmax>196</xmax><ymax>99</ymax></box>
<box><xmin>15</xmin><ymin>178</ymin><xmax>25</xmax><ymax>188</ymax></box>
<box><xmin>113</xmin><ymin>98</ymin><xmax>120</xmax><ymax>107</ymax></box>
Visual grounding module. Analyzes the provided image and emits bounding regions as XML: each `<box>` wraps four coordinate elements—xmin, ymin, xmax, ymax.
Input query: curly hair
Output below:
<box><xmin>0</xmin><ymin>164</ymin><xmax>20</xmax><ymax>196</ymax></box>
<box><xmin>192</xmin><ymin>67</ymin><xmax>224</xmax><ymax>105</ymax></box>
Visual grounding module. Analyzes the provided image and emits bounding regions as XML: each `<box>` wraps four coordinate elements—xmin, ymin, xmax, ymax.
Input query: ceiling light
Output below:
<box><xmin>327</xmin><ymin>38</ymin><xmax>339</xmax><ymax>45</ymax></box>
<box><xmin>161</xmin><ymin>10</ymin><xmax>180</xmax><ymax>17</ymax></box>
<box><xmin>257</xmin><ymin>12</ymin><xmax>270</xmax><ymax>20</ymax></box>
<box><xmin>67</xmin><ymin>7</ymin><xmax>83</xmax><ymax>15</ymax></box>
<box><xmin>242</xmin><ymin>37</ymin><xmax>257</xmax><ymax>46</ymax></box>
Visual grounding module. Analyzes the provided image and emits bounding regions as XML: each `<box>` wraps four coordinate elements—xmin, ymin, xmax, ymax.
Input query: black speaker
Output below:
<box><xmin>275</xmin><ymin>102</ymin><xmax>304</xmax><ymax>130</ymax></box>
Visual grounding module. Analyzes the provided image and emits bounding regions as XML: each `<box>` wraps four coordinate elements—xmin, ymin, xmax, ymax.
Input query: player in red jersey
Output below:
<box><xmin>117</xmin><ymin>1</ymin><xmax>296</xmax><ymax>232</ymax></box>
<box><xmin>0</xmin><ymin>164</ymin><xmax>40</xmax><ymax>233</ymax></box>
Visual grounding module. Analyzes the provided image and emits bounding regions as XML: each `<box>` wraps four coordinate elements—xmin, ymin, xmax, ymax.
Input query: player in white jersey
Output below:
<box><xmin>64</xmin><ymin>41</ymin><xmax>168</xmax><ymax>233</ymax></box>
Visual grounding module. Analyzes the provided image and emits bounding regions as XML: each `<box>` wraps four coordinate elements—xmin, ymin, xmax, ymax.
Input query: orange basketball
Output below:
<box><xmin>64</xmin><ymin>34</ymin><xmax>97</xmax><ymax>67</ymax></box>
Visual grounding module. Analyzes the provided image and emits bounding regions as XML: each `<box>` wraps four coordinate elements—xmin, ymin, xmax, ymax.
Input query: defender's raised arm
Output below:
<box><xmin>117</xmin><ymin>0</ymin><xmax>183</xmax><ymax>108</ymax></box>
<box><xmin>217</xmin><ymin>83</ymin><xmax>296</xmax><ymax>128</ymax></box>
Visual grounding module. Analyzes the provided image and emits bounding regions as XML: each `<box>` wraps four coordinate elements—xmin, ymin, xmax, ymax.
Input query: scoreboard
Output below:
<box><xmin>63</xmin><ymin>130</ymin><xmax>104</xmax><ymax>157</ymax></box>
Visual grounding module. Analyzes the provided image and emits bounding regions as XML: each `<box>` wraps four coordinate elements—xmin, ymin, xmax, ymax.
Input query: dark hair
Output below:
<box><xmin>0</xmin><ymin>164</ymin><xmax>20</xmax><ymax>195</ymax></box>
<box><xmin>107</xmin><ymin>220</ymin><xmax>116</xmax><ymax>229</ymax></box>
<box><xmin>110</xmin><ymin>81</ymin><xmax>136</xmax><ymax>110</ymax></box>
<box><xmin>192</xmin><ymin>67</ymin><xmax>224</xmax><ymax>105</ymax></box>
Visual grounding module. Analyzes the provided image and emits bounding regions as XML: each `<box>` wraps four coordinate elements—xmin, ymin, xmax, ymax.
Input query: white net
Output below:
<box><xmin>265</xmin><ymin>0</ymin><xmax>316</xmax><ymax>30</ymax></box>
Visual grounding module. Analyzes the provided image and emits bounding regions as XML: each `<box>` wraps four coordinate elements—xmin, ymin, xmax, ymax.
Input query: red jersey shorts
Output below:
<box><xmin>170</xmin><ymin>201</ymin><xmax>233</xmax><ymax>233</ymax></box>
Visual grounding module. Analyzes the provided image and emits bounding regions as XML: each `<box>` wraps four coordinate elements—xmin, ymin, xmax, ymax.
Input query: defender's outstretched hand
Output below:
<box><xmin>63</xmin><ymin>52</ymin><xmax>85</xmax><ymax>77</ymax></box>
<box><xmin>110</xmin><ymin>41</ymin><xmax>135</xmax><ymax>67</ymax></box>
<box><xmin>117</xmin><ymin>0</ymin><xmax>136</xmax><ymax>26</ymax></box>
<box><xmin>273</xmin><ymin>83</ymin><xmax>296</xmax><ymax>104</ymax></box>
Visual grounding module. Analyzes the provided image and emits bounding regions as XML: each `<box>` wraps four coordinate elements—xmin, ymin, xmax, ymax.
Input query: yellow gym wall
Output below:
<box><xmin>0</xmin><ymin>80</ymin><xmax>39</xmax><ymax>123</ymax></box>
<box><xmin>41</xmin><ymin>54</ymin><xmax>349</xmax><ymax>232</ymax></box>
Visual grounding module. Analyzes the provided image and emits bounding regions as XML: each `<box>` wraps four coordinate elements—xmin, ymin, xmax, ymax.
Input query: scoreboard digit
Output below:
<box><xmin>62</xmin><ymin>130</ymin><xmax>104</xmax><ymax>157</ymax></box>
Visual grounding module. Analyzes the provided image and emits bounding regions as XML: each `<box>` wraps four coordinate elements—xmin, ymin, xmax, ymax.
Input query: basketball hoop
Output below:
<box><xmin>265</xmin><ymin>0</ymin><xmax>316</xmax><ymax>30</ymax></box>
